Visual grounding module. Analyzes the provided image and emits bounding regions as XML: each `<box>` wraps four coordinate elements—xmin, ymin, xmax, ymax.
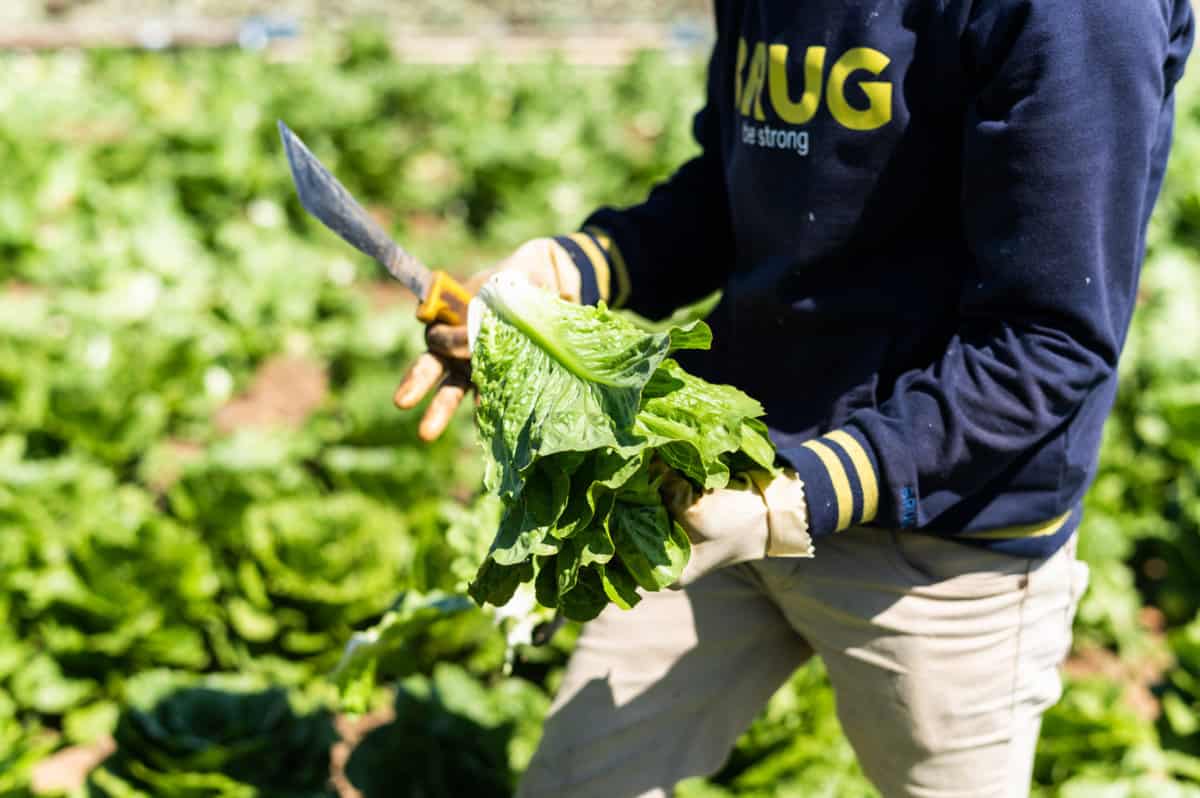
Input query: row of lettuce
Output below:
<box><xmin>1</xmin><ymin>29</ymin><xmax>1199</xmax><ymax>796</ymax></box>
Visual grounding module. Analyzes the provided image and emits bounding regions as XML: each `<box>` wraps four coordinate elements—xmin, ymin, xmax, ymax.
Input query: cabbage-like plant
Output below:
<box><xmin>227</xmin><ymin>493</ymin><xmax>412</xmax><ymax>664</ymax></box>
<box><xmin>344</xmin><ymin>665</ymin><xmax>548</xmax><ymax>798</ymax></box>
<box><xmin>88</xmin><ymin>681</ymin><xmax>337</xmax><ymax>798</ymax></box>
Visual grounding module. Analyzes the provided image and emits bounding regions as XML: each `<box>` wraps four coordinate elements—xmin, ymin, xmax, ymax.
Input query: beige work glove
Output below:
<box><xmin>393</xmin><ymin>238</ymin><xmax>583</xmax><ymax>440</ymax></box>
<box><xmin>661</xmin><ymin>468</ymin><xmax>814</xmax><ymax>588</ymax></box>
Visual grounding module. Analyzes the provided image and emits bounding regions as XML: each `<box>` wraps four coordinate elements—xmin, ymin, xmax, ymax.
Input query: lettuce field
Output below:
<box><xmin>3</xmin><ymin>29</ymin><xmax>1200</xmax><ymax>797</ymax></box>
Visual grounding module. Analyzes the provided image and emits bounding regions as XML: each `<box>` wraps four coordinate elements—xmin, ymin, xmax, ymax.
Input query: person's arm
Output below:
<box><xmin>557</xmin><ymin>2</ymin><xmax>737</xmax><ymax>319</ymax></box>
<box><xmin>780</xmin><ymin>0</ymin><xmax>1195</xmax><ymax>540</ymax></box>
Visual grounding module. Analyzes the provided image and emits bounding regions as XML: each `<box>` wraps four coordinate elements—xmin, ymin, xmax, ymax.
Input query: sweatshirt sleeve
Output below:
<box><xmin>780</xmin><ymin>0</ymin><xmax>1194</xmax><ymax>539</ymax></box>
<box><xmin>562</xmin><ymin>3</ymin><xmax>736</xmax><ymax>319</ymax></box>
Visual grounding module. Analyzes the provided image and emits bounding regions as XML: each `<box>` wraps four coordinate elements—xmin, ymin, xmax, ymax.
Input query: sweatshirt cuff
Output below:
<box><xmin>581</xmin><ymin>226</ymin><xmax>631</xmax><ymax>307</ymax></box>
<box><xmin>553</xmin><ymin>234</ymin><xmax>605</xmax><ymax>305</ymax></box>
<box><xmin>779</xmin><ymin>427</ymin><xmax>881</xmax><ymax>538</ymax></box>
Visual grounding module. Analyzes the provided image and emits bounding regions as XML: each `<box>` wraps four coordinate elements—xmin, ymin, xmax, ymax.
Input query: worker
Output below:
<box><xmin>394</xmin><ymin>1</ymin><xmax>1195</xmax><ymax>795</ymax></box>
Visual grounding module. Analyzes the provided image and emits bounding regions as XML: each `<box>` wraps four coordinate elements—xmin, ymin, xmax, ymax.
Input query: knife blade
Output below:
<box><xmin>278</xmin><ymin>120</ymin><xmax>471</xmax><ymax>325</ymax></box>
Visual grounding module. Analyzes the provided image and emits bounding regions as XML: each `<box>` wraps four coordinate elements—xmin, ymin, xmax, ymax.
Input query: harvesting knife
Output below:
<box><xmin>278</xmin><ymin>120</ymin><xmax>472</xmax><ymax>325</ymax></box>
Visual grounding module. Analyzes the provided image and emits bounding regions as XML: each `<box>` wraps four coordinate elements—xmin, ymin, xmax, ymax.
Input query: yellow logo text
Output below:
<box><xmin>735</xmin><ymin>39</ymin><xmax>893</xmax><ymax>132</ymax></box>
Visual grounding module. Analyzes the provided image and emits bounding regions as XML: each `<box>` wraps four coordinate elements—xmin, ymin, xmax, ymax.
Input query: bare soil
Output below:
<box><xmin>215</xmin><ymin>355</ymin><xmax>329</xmax><ymax>433</ymax></box>
<box><xmin>1063</xmin><ymin>608</ymin><xmax>1173</xmax><ymax>722</ymax></box>
<box><xmin>30</xmin><ymin>737</ymin><xmax>115</xmax><ymax>795</ymax></box>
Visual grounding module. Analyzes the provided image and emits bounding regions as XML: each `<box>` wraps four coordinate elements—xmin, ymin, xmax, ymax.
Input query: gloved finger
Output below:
<box><xmin>418</xmin><ymin>370</ymin><xmax>471</xmax><ymax>441</ymax></box>
<box><xmin>658</xmin><ymin>471</ymin><xmax>696</xmax><ymax>519</ymax></box>
<box><xmin>394</xmin><ymin>352</ymin><xmax>445</xmax><ymax>410</ymax></box>
<box><xmin>425</xmin><ymin>323</ymin><xmax>471</xmax><ymax>360</ymax></box>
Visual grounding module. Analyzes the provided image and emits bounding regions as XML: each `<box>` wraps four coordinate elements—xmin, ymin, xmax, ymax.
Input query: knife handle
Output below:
<box><xmin>416</xmin><ymin>270</ymin><xmax>473</xmax><ymax>326</ymax></box>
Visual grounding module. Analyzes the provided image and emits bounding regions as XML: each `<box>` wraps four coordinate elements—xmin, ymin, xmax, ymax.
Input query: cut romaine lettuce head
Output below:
<box><xmin>468</xmin><ymin>274</ymin><xmax>776</xmax><ymax>621</ymax></box>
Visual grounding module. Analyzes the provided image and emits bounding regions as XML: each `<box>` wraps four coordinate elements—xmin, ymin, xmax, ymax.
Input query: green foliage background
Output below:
<box><xmin>2</xmin><ymin>29</ymin><xmax>1200</xmax><ymax>796</ymax></box>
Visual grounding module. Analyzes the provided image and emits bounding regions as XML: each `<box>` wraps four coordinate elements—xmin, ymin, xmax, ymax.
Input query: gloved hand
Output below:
<box><xmin>393</xmin><ymin>238</ymin><xmax>583</xmax><ymax>440</ymax></box>
<box><xmin>660</xmin><ymin>468</ymin><xmax>813</xmax><ymax>587</ymax></box>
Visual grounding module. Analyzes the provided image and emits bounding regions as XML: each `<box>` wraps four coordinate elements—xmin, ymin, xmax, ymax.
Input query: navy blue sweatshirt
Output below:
<box><xmin>557</xmin><ymin>0</ymin><xmax>1194</xmax><ymax>557</ymax></box>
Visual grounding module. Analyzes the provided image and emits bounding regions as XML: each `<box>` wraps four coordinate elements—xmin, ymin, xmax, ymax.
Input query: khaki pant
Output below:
<box><xmin>518</xmin><ymin>528</ymin><xmax>1089</xmax><ymax>798</ymax></box>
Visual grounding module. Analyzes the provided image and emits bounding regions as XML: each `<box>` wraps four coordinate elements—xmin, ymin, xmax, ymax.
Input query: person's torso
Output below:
<box><xmin>687</xmin><ymin>1</ymin><xmax>972</xmax><ymax>435</ymax></box>
<box><xmin>669</xmin><ymin>0</ymin><xmax>1187</xmax><ymax>551</ymax></box>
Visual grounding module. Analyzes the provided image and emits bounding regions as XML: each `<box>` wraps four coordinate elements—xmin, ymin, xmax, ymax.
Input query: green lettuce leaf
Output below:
<box><xmin>0</xmin><ymin>691</ymin><xmax>57</xmax><ymax>797</ymax></box>
<box><xmin>470</xmin><ymin>275</ymin><xmax>775</xmax><ymax>621</ymax></box>
<box><xmin>472</xmin><ymin>274</ymin><xmax>676</xmax><ymax>498</ymax></box>
<box><xmin>329</xmin><ymin>591</ymin><xmax>493</xmax><ymax>715</ymax></box>
<box><xmin>636</xmin><ymin>359</ymin><xmax>771</xmax><ymax>489</ymax></box>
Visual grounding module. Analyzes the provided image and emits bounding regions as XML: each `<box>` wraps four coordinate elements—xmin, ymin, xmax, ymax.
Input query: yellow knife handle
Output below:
<box><xmin>416</xmin><ymin>270</ymin><xmax>474</xmax><ymax>326</ymax></box>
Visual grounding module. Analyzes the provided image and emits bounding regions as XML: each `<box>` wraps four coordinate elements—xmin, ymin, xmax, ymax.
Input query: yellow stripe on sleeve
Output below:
<box><xmin>801</xmin><ymin>439</ymin><xmax>854</xmax><ymax>532</ymax></box>
<box><xmin>825</xmin><ymin>430</ymin><xmax>879</xmax><ymax>524</ymax></box>
<box><xmin>568</xmin><ymin>232</ymin><xmax>611</xmax><ymax>303</ymax></box>
<box><xmin>583</xmin><ymin>225</ymin><xmax>631</xmax><ymax>308</ymax></box>
<box><xmin>959</xmin><ymin>511</ymin><xmax>1073</xmax><ymax>540</ymax></box>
